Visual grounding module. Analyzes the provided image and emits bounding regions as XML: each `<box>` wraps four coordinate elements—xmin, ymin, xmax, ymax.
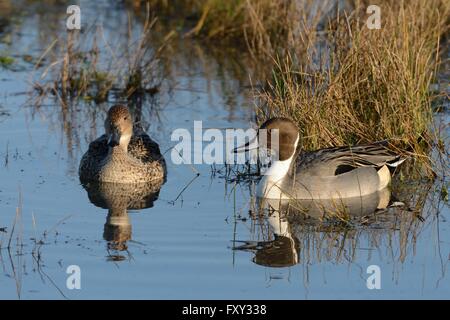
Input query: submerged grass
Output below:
<box><xmin>0</xmin><ymin>54</ymin><xmax>14</xmax><ymax>68</ymax></box>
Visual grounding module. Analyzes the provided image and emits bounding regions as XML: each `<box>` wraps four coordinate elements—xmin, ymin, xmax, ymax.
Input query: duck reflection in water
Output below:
<box><xmin>234</xmin><ymin>188</ymin><xmax>394</xmax><ymax>268</ymax></box>
<box><xmin>82</xmin><ymin>181</ymin><xmax>164</xmax><ymax>261</ymax></box>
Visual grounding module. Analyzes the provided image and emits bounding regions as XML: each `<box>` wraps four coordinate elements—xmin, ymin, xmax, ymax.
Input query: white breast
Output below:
<box><xmin>257</xmin><ymin>136</ymin><xmax>299</xmax><ymax>199</ymax></box>
<box><xmin>257</xmin><ymin>155</ymin><xmax>295</xmax><ymax>199</ymax></box>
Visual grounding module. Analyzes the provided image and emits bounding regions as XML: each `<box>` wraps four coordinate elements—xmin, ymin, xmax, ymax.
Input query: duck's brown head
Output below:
<box><xmin>104</xmin><ymin>105</ymin><xmax>133</xmax><ymax>151</ymax></box>
<box><xmin>233</xmin><ymin>117</ymin><xmax>300</xmax><ymax>161</ymax></box>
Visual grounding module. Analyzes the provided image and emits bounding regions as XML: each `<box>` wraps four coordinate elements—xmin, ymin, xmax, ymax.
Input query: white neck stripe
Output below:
<box><xmin>257</xmin><ymin>135</ymin><xmax>299</xmax><ymax>199</ymax></box>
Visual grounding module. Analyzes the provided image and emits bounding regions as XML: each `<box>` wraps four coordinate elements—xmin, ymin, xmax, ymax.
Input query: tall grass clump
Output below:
<box><xmin>257</xmin><ymin>0</ymin><xmax>449</xmax><ymax>176</ymax></box>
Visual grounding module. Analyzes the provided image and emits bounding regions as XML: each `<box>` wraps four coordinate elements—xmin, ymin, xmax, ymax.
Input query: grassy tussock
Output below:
<box><xmin>256</xmin><ymin>0</ymin><xmax>449</xmax><ymax>175</ymax></box>
<box><xmin>138</xmin><ymin>0</ymin><xmax>448</xmax><ymax>177</ymax></box>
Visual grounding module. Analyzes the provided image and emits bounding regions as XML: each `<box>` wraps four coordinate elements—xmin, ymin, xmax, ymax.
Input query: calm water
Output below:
<box><xmin>0</xmin><ymin>0</ymin><xmax>448</xmax><ymax>299</ymax></box>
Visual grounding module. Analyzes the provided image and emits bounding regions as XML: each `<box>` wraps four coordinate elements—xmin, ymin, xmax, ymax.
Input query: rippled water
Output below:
<box><xmin>0</xmin><ymin>0</ymin><xmax>448</xmax><ymax>299</ymax></box>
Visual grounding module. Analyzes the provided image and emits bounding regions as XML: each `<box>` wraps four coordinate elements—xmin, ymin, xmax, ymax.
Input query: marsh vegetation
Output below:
<box><xmin>0</xmin><ymin>0</ymin><xmax>448</xmax><ymax>299</ymax></box>
<box><xmin>127</xmin><ymin>0</ymin><xmax>450</xmax><ymax>179</ymax></box>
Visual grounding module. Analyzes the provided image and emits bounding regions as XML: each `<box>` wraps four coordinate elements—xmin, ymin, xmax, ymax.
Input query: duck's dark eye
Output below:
<box><xmin>124</xmin><ymin>117</ymin><xmax>128</xmax><ymax>120</ymax></box>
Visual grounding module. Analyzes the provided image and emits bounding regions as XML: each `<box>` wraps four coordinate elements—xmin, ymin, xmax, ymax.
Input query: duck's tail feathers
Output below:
<box><xmin>386</xmin><ymin>157</ymin><xmax>407</xmax><ymax>168</ymax></box>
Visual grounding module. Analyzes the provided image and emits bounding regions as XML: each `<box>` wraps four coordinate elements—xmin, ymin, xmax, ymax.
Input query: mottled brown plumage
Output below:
<box><xmin>79</xmin><ymin>105</ymin><xmax>166</xmax><ymax>184</ymax></box>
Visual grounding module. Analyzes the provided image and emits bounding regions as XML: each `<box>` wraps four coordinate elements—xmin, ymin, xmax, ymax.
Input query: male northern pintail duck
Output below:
<box><xmin>234</xmin><ymin>118</ymin><xmax>405</xmax><ymax>200</ymax></box>
<box><xmin>79</xmin><ymin>105</ymin><xmax>166</xmax><ymax>184</ymax></box>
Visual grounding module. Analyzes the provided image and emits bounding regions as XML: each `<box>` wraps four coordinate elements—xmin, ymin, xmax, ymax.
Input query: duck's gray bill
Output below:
<box><xmin>232</xmin><ymin>137</ymin><xmax>258</xmax><ymax>153</ymax></box>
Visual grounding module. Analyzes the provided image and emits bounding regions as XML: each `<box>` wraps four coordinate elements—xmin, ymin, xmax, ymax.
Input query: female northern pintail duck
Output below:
<box><xmin>234</xmin><ymin>118</ymin><xmax>405</xmax><ymax>200</ymax></box>
<box><xmin>79</xmin><ymin>105</ymin><xmax>166</xmax><ymax>184</ymax></box>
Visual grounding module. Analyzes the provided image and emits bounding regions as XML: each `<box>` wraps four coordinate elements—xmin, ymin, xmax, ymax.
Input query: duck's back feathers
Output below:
<box><xmin>271</xmin><ymin>141</ymin><xmax>405</xmax><ymax>199</ymax></box>
<box><xmin>128</xmin><ymin>132</ymin><xmax>165</xmax><ymax>163</ymax></box>
<box><xmin>295</xmin><ymin>141</ymin><xmax>404</xmax><ymax>177</ymax></box>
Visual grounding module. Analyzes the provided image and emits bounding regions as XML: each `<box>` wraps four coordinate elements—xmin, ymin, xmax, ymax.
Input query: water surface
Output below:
<box><xmin>0</xmin><ymin>0</ymin><xmax>448</xmax><ymax>299</ymax></box>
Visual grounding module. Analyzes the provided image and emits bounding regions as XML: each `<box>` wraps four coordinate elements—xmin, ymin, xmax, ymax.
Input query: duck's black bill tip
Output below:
<box><xmin>233</xmin><ymin>141</ymin><xmax>252</xmax><ymax>153</ymax></box>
